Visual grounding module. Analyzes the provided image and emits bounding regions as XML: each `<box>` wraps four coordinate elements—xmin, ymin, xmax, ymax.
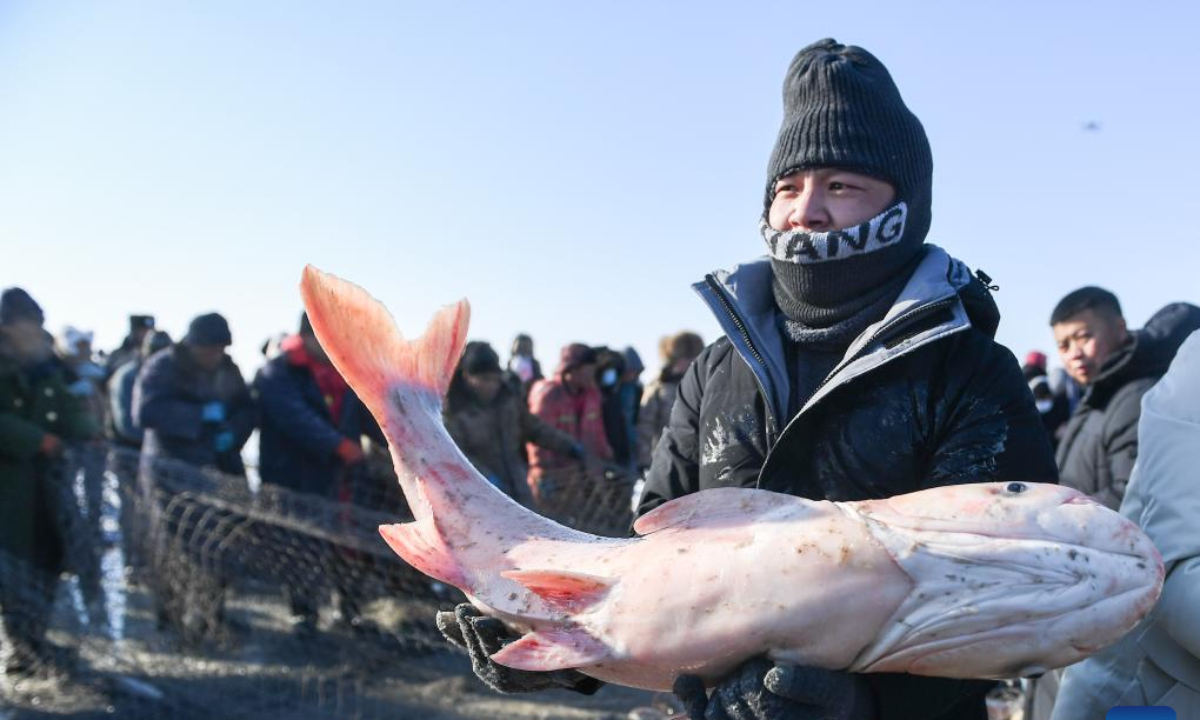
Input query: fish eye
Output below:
<box><xmin>1004</xmin><ymin>482</ymin><xmax>1028</xmax><ymax>495</ymax></box>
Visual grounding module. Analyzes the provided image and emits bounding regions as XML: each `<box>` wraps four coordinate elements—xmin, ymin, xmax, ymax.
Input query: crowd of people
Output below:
<box><xmin>3</xmin><ymin>36</ymin><xmax>1200</xmax><ymax>720</ymax></box>
<box><xmin>0</xmin><ymin>282</ymin><xmax>708</xmax><ymax>676</ymax></box>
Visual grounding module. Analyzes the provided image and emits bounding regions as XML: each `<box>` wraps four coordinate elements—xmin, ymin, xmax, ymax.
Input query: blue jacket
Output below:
<box><xmin>133</xmin><ymin>345</ymin><xmax>256</xmax><ymax>476</ymax></box>
<box><xmin>253</xmin><ymin>353</ymin><xmax>375</xmax><ymax>497</ymax></box>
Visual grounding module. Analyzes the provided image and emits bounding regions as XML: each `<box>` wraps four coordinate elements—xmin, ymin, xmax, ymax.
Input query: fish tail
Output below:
<box><xmin>299</xmin><ymin>264</ymin><xmax>469</xmax><ymax>427</ymax></box>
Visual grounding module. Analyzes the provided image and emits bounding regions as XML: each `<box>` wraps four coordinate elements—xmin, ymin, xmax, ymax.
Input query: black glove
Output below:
<box><xmin>435</xmin><ymin>603</ymin><xmax>604</xmax><ymax>695</ymax></box>
<box><xmin>673</xmin><ymin>657</ymin><xmax>875</xmax><ymax>720</ymax></box>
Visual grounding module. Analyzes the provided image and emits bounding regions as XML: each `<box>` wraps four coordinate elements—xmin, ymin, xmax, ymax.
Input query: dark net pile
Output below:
<box><xmin>0</xmin><ymin>443</ymin><xmax>663</xmax><ymax>719</ymax></box>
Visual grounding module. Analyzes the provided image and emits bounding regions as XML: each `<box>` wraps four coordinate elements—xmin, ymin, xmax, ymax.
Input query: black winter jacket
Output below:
<box><xmin>254</xmin><ymin>353</ymin><xmax>378</xmax><ymax>497</ymax></box>
<box><xmin>1056</xmin><ymin>302</ymin><xmax>1200</xmax><ymax>510</ymax></box>
<box><xmin>637</xmin><ymin>246</ymin><xmax>1059</xmax><ymax>720</ymax></box>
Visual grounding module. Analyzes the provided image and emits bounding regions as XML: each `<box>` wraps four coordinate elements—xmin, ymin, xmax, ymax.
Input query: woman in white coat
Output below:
<box><xmin>1052</xmin><ymin>329</ymin><xmax>1200</xmax><ymax>718</ymax></box>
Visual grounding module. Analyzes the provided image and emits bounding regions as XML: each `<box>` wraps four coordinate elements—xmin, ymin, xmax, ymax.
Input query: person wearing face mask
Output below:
<box><xmin>1021</xmin><ymin>353</ymin><xmax>1070</xmax><ymax>451</ymax></box>
<box><xmin>444</xmin><ymin>341</ymin><xmax>582</xmax><ymax>509</ymax></box>
<box><xmin>525</xmin><ymin>343</ymin><xmax>612</xmax><ymax>518</ymax></box>
<box><xmin>438</xmin><ymin>39</ymin><xmax>1060</xmax><ymax>720</ymax></box>
<box><xmin>0</xmin><ymin>288</ymin><xmax>100</xmax><ymax>677</ymax></box>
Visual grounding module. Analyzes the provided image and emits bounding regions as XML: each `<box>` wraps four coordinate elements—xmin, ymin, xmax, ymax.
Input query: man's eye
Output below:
<box><xmin>829</xmin><ymin>182</ymin><xmax>845</xmax><ymax>191</ymax></box>
<box><xmin>776</xmin><ymin>184</ymin><xmax>797</xmax><ymax>194</ymax></box>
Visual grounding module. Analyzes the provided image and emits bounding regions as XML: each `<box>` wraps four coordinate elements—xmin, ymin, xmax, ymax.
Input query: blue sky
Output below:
<box><xmin>2</xmin><ymin>1</ymin><xmax>1197</xmax><ymax>379</ymax></box>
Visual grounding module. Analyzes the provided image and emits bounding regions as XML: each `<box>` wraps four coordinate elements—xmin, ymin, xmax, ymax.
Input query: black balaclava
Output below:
<box><xmin>764</xmin><ymin>39</ymin><xmax>934</xmax><ymax>344</ymax></box>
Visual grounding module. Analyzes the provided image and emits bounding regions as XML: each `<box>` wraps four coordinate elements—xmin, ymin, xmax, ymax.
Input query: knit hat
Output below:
<box><xmin>298</xmin><ymin>312</ymin><xmax>314</xmax><ymax>337</ymax></box>
<box><xmin>0</xmin><ymin>287</ymin><xmax>44</xmax><ymax>326</ymax></box>
<box><xmin>1024</xmin><ymin>351</ymin><xmax>1048</xmax><ymax>371</ymax></box>
<box><xmin>763</xmin><ymin>39</ymin><xmax>933</xmax><ymax>339</ymax></box>
<box><xmin>557</xmin><ymin>343</ymin><xmax>598</xmax><ymax>375</ymax></box>
<box><xmin>621</xmin><ymin>347</ymin><xmax>645</xmax><ymax>374</ymax></box>
<box><xmin>766</xmin><ymin>39</ymin><xmax>932</xmax><ymax>234</ymax></box>
<box><xmin>460</xmin><ymin>341</ymin><xmax>502</xmax><ymax>375</ymax></box>
<box><xmin>128</xmin><ymin>315</ymin><xmax>155</xmax><ymax>333</ymax></box>
<box><xmin>184</xmin><ymin>312</ymin><xmax>232</xmax><ymax>346</ymax></box>
<box><xmin>142</xmin><ymin>330</ymin><xmax>173</xmax><ymax>357</ymax></box>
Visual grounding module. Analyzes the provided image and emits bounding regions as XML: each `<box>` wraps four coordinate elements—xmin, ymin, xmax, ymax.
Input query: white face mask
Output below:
<box><xmin>1035</xmin><ymin>399</ymin><xmax>1055</xmax><ymax>414</ymax></box>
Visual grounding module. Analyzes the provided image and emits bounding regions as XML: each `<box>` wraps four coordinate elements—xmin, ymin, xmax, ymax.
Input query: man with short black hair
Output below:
<box><xmin>1052</xmin><ymin>287</ymin><xmax>1200</xmax><ymax>509</ymax></box>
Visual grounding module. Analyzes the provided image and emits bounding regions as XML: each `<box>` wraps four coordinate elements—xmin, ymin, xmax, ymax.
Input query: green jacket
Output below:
<box><xmin>0</xmin><ymin>352</ymin><xmax>99</xmax><ymax>567</ymax></box>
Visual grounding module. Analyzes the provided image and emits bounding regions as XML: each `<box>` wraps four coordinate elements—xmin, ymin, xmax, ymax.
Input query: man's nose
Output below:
<box><xmin>787</xmin><ymin>188</ymin><xmax>831</xmax><ymax>231</ymax></box>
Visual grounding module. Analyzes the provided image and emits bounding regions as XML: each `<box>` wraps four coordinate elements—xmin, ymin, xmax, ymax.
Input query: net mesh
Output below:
<box><xmin>0</xmin><ymin>443</ymin><xmax>673</xmax><ymax>719</ymax></box>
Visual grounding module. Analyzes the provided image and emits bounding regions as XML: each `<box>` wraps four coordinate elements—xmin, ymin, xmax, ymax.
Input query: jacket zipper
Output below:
<box><xmin>704</xmin><ymin>275</ymin><xmax>780</xmax><ymax>438</ymax></box>
<box><xmin>758</xmin><ymin>296</ymin><xmax>960</xmax><ymax>484</ymax></box>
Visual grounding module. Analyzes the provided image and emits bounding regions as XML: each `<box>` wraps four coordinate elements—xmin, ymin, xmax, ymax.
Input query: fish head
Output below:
<box><xmin>850</xmin><ymin>482</ymin><xmax>1165</xmax><ymax>678</ymax></box>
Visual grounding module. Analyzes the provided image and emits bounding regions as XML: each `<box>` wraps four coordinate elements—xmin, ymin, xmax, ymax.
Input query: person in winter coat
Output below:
<box><xmin>255</xmin><ymin>313</ymin><xmax>370</xmax><ymax>496</ymax></box>
<box><xmin>108</xmin><ymin>330</ymin><xmax>173</xmax><ymax>448</ymax></box>
<box><xmin>1050</xmin><ymin>330</ymin><xmax>1200</xmax><ymax>718</ymax></box>
<box><xmin>1051</xmin><ymin>287</ymin><xmax>1200</xmax><ymax>510</ymax></box>
<box><xmin>438</xmin><ymin>39</ymin><xmax>1058</xmax><ymax>720</ymax></box>
<box><xmin>134</xmin><ymin>313</ymin><xmax>256</xmax><ymax>478</ymax></box>
<box><xmin>253</xmin><ymin>312</ymin><xmax>377</xmax><ymax>633</ymax></box>
<box><xmin>444</xmin><ymin>341</ymin><xmax>583</xmax><ymax>508</ymax></box>
<box><xmin>526</xmin><ymin>343</ymin><xmax>612</xmax><ymax>514</ymax></box>
<box><xmin>104</xmin><ymin>314</ymin><xmax>156</xmax><ymax>379</ymax></box>
<box><xmin>507</xmin><ymin>333</ymin><xmax>544</xmax><ymax>399</ymax></box>
<box><xmin>132</xmin><ymin>312</ymin><xmax>255</xmax><ymax>641</ymax></box>
<box><xmin>0</xmin><ymin>288</ymin><xmax>99</xmax><ymax>676</ymax></box>
<box><xmin>636</xmin><ymin>331</ymin><xmax>705</xmax><ymax>472</ymax></box>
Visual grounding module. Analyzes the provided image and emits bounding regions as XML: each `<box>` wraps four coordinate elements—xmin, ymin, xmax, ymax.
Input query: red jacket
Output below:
<box><xmin>526</xmin><ymin>377</ymin><xmax>612</xmax><ymax>480</ymax></box>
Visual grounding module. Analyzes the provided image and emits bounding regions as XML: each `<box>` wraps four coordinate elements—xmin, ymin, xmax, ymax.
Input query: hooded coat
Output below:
<box><xmin>1052</xmin><ymin>331</ymin><xmax>1200</xmax><ymax>719</ymax></box>
<box><xmin>637</xmin><ymin>246</ymin><xmax>1059</xmax><ymax>720</ymax></box>
<box><xmin>1055</xmin><ymin>303</ymin><xmax>1200</xmax><ymax>509</ymax></box>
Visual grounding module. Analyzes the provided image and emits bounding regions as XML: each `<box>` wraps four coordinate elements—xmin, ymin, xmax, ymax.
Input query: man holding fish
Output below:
<box><xmin>429</xmin><ymin>38</ymin><xmax>1062</xmax><ymax>720</ymax></box>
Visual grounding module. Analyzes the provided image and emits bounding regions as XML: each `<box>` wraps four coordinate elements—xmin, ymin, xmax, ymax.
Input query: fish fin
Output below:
<box><xmin>633</xmin><ymin>486</ymin><xmax>800</xmax><ymax>535</ymax></box>
<box><xmin>501</xmin><ymin>569</ymin><xmax>613</xmax><ymax>612</ymax></box>
<box><xmin>490</xmin><ymin>628</ymin><xmax>609</xmax><ymax>671</ymax></box>
<box><xmin>379</xmin><ymin>519</ymin><xmax>467</xmax><ymax>588</ymax></box>
<box><xmin>299</xmin><ymin>265</ymin><xmax>469</xmax><ymax>423</ymax></box>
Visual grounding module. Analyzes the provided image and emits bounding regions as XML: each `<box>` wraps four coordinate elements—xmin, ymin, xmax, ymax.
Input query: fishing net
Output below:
<box><xmin>0</xmin><ymin>443</ymin><xmax>667</xmax><ymax>719</ymax></box>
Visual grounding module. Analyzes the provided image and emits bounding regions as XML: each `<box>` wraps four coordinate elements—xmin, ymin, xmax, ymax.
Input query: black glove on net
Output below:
<box><xmin>435</xmin><ymin>603</ymin><xmax>604</xmax><ymax>695</ymax></box>
<box><xmin>673</xmin><ymin>657</ymin><xmax>876</xmax><ymax>720</ymax></box>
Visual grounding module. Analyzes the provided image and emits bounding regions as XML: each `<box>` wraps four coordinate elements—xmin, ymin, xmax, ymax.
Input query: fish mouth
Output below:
<box><xmin>1062</xmin><ymin>494</ymin><xmax>1097</xmax><ymax>506</ymax></box>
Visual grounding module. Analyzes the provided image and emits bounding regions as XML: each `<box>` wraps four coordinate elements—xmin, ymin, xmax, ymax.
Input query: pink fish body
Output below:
<box><xmin>300</xmin><ymin>266</ymin><xmax>1164</xmax><ymax>692</ymax></box>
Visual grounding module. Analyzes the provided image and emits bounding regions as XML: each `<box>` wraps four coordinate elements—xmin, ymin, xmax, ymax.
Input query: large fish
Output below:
<box><xmin>300</xmin><ymin>266</ymin><xmax>1164</xmax><ymax>692</ymax></box>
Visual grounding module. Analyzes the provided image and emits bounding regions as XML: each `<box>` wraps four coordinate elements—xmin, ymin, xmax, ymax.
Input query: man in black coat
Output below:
<box><xmin>438</xmin><ymin>39</ymin><xmax>1058</xmax><ymax>720</ymax></box>
<box><xmin>134</xmin><ymin>313</ymin><xmax>256</xmax><ymax>477</ymax></box>
<box><xmin>132</xmin><ymin>312</ymin><xmax>256</xmax><ymax>640</ymax></box>
<box><xmin>253</xmin><ymin>312</ymin><xmax>378</xmax><ymax>632</ymax></box>
<box><xmin>1051</xmin><ymin>287</ymin><xmax>1200</xmax><ymax>510</ymax></box>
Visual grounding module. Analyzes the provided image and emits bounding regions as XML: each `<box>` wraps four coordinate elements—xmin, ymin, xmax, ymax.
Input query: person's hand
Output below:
<box><xmin>201</xmin><ymin>401</ymin><xmax>226</xmax><ymax>423</ymax></box>
<box><xmin>336</xmin><ymin>438</ymin><xmax>365</xmax><ymax>465</ymax></box>
<box><xmin>213</xmin><ymin>431</ymin><xmax>235</xmax><ymax>453</ymax></box>
<box><xmin>434</xmin><ymin>603</ymin><xmax>603</xmax><ymax>695</ymax></box>
<box><xmin>673</xmin><ymin>658</ymin><xmax>875</xmax><ymax>720</ymax></box>
<box><xmin>37</xmin><ymin>432</ymin><xmax>63</xmax><ymax>456</ymax></box>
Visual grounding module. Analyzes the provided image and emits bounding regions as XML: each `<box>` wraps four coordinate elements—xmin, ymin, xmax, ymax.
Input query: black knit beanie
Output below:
<box><xmin>0</xmin><ymin>287</ymin><xmax>45</xmax><ymax>327</ymax></box>
<box><xmin>461</xmin><ymin>341</ymin><xmax>502</xmax><ymax>375</ymax></box>
<box><xmin>764</xmin><ymin>39</ymin><xmax>933</xmax><ymax>333</ymax></box>
<box><xmin>184</xmin><ymin>312</ymin><xmax>232</xmax><ymax>347</ymax></box>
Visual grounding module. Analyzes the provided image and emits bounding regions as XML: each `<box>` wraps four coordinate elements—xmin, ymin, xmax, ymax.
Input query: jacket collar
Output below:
<box><xmin>694</xmin><ymin>244</ymin><xmax>979</xmax><ymax>429</ymax></box>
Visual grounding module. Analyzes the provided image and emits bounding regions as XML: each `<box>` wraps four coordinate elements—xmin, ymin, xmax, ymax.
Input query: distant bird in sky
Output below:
<box><xmin>1082</xmin><ymin>121</ymin><xmax>1102</xmax><ymax>132</ymax></box>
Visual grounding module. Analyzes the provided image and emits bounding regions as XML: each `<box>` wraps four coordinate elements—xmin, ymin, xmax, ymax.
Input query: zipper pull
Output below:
<box><xmin>975</xmin><ymin>269</ymin><xmax>999</xmax><ymax>292</ymax></box>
